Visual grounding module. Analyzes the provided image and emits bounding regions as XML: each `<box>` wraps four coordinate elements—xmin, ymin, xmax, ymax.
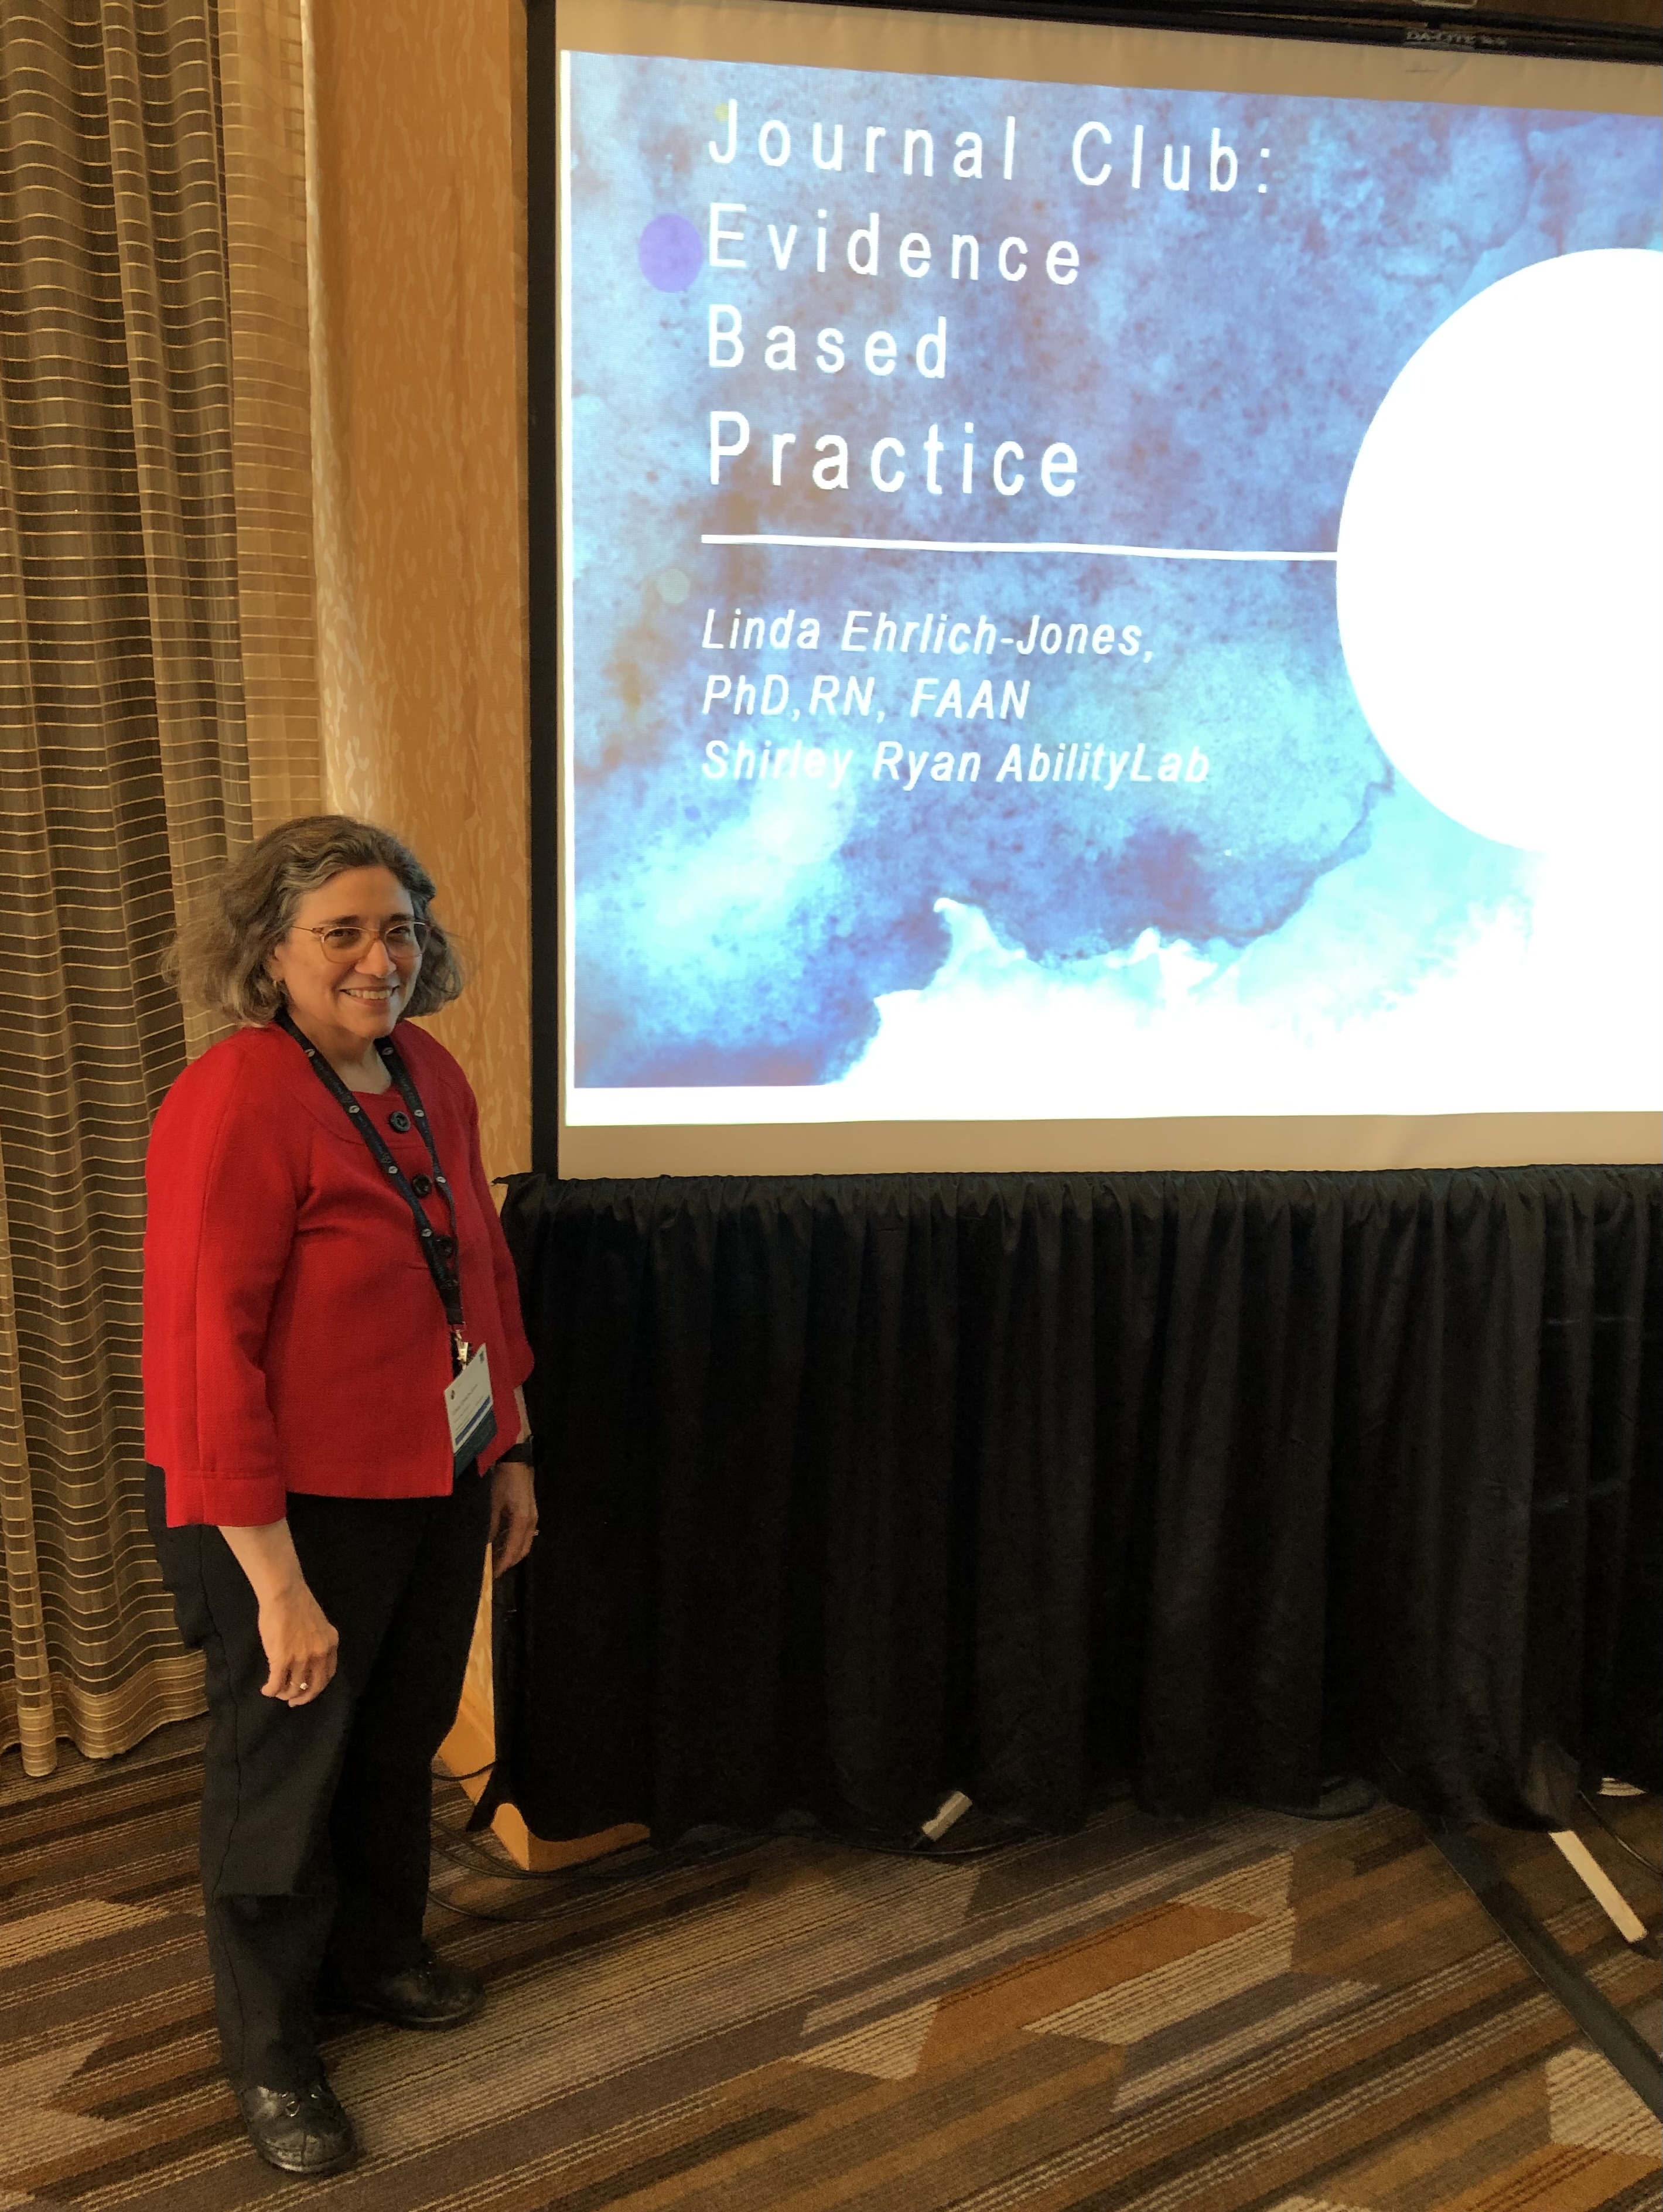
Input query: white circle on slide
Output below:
<box><xmin>1337</xmin><ymin>248</ymin><xmax>1663</xmax><ymax>852</ymax></box>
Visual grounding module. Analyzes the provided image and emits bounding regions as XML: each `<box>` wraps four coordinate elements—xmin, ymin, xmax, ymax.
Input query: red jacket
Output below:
<box><xmin>144</xmin><ymin>1020</ymin><xmax>534</xmax><ymax>1527</ymax></box>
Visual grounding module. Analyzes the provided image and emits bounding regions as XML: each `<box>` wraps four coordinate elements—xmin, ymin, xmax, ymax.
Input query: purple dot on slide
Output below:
<box><xmin>637</xmin><ymin>213</ymin><xmax>703</xmax><ymax>293</ymax></box>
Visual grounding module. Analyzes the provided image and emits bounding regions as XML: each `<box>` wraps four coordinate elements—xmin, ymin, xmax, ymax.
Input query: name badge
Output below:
<box><xmin>444</xmin><ymin>1345</ymin><xmax>498</xmax><ymax>1471</ymax></box>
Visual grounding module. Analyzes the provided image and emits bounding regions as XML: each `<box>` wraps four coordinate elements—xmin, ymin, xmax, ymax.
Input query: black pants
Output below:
<box><xmin>146</xmin><ymin>1469</ymin><xmax>492</xmax><ymax>2090</ymax></box>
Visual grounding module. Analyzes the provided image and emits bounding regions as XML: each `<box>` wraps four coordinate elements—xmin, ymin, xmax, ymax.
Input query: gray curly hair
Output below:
<box><xmin>167</xmin><ymin>814</ymin><xmax>465</xmax><ymax>1025</ymax></box>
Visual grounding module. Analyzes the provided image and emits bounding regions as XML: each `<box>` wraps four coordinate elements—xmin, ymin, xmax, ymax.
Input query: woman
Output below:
<box><xmin>144</xmin><ymin>815</ymin><xmax>537</xmax><ymax>2178</ymax></box>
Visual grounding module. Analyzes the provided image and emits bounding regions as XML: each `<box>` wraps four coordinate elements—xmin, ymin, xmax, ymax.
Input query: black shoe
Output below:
<box><xmin>237</xmin><ymin>2079</ymin><xmax>358</xmax><ymax>2176</ymax></box>
<box><xmin>320</xmin><ymin>1945</ymin><xmax>484</xmax><ymax>2030</ymax></box>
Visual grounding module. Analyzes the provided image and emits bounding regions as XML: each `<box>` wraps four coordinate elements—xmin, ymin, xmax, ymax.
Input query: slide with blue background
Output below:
<box><xmin>561</xmin><ymin>50</ymin><xmax>1661</xmax><ymax>1122</ymax></box>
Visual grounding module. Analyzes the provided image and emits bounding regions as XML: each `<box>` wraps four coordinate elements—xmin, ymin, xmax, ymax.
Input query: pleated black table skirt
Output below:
<box><xmin>494</xmin><ymin>1166</ymin><xmax>1661</xmax><ymax>1840</ymax></box>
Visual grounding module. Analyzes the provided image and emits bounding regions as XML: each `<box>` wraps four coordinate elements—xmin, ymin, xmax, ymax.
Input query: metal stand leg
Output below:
<box><xmin>1431</xmin><ymin>1823</ymin><xmax>1662</xmax><ymax>2119</ymax></box>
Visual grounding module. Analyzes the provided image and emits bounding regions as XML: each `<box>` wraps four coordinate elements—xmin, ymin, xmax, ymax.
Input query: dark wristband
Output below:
<box><xmin>496</xmin><ymin>1439</ymin><xmax>535</xmax><ymax>1469</ymax></box>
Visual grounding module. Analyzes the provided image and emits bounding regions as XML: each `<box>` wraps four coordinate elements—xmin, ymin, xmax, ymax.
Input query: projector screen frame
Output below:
<box><xmin>525</xmin><ymin>0</ymin><xmax>1661</xmax><ymax>1179</ymax></box>
<box><xmin>751</xmin><ymin>0</ymin><xmax>1661</xmax><ymax>69</ymax></box>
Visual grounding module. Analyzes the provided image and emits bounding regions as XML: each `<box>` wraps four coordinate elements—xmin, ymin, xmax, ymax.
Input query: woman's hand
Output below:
<box><xmin>489</xmin><ymin>1459</ymin><xmax>538</xmax><ymax>1575</ymax></box>
<box><xmin>253</xmin><ymin>1581</ymin><xmax>340</xmax><ymax>1705</ymax></box>
<box><xmin>218</xmin><ymin>1519</ymin><xmax>340</xmax><ymax>1706</ymax></box>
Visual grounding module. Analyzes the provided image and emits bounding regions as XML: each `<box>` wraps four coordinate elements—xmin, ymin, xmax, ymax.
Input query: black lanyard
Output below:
<box><xmin>275</xmin><ymin>1009</ymin><xmax>470</xmax><ymax>1368</ymax></box>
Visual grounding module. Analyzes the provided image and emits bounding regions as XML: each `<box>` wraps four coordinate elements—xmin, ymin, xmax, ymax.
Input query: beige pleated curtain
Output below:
<box><xmin>0</xmin><ymin>0</ymin><xmax>529</xmax><ymax>1775</ymax></box>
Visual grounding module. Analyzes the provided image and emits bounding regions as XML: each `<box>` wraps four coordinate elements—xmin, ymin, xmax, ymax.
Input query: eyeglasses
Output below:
<box><xmin>296</xmin><ymin>918</ymin><xmax>430</xmax><ymax>964</ymax></box>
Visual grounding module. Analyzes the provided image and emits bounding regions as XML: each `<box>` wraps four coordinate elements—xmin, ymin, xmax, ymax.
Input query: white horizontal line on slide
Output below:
<box><xmin>701</xmin><ymin>534</ymin><xmax>1339</xmax><ymax>561</ymax></box>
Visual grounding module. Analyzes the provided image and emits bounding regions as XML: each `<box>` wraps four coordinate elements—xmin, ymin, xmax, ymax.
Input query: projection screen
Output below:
<box><xmin>544</xmin><ymin>0</ymin><xmax>1662</xmax><ymax>1176</ymax></box>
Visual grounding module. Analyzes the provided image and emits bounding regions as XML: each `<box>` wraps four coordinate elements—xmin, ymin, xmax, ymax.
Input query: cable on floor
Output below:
<box><xmin>423</xmin><ymin>1793</ymin><xmax>1043</xmax><ymax>1928</ymax></box>
<box><xmin>830</xmin><ymin>1813</ymin><xmax>1043</xmax><ymax>1863</ymax></box>
<box><xmin>1256</xmin><ymin>1776</ymin><xmax>1382</xmax><ymax>1821</ymax></box>
<box><xmin>425</xmin><ymin>1812</ymin><xmax>773</xmax><ymax>1924</ymax></box>
<box><xmin>1578</xmin><ymin>1788</ymin><xmax>1661</xmax><ymax>1879</ymax></box>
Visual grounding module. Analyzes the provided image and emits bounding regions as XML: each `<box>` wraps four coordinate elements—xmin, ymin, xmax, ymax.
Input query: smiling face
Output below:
<box><xmin>265</xmin><ymin>865</ymin><xmax>422</xmax><ymax>1064</ymax></box>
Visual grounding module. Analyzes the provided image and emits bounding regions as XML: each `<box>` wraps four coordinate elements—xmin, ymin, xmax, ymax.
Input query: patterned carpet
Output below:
<box><xmin>1</xmin><ymin>1721</ymin><xmax>1657</xmax><ymax>2211</ymax></box>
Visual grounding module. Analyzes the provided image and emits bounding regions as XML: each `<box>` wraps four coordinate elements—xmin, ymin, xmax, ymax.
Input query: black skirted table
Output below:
<box><xmin>488</xmin><ymin>1166</ymin><xmax>1661</xmax><ymax>1844</ymax></box>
